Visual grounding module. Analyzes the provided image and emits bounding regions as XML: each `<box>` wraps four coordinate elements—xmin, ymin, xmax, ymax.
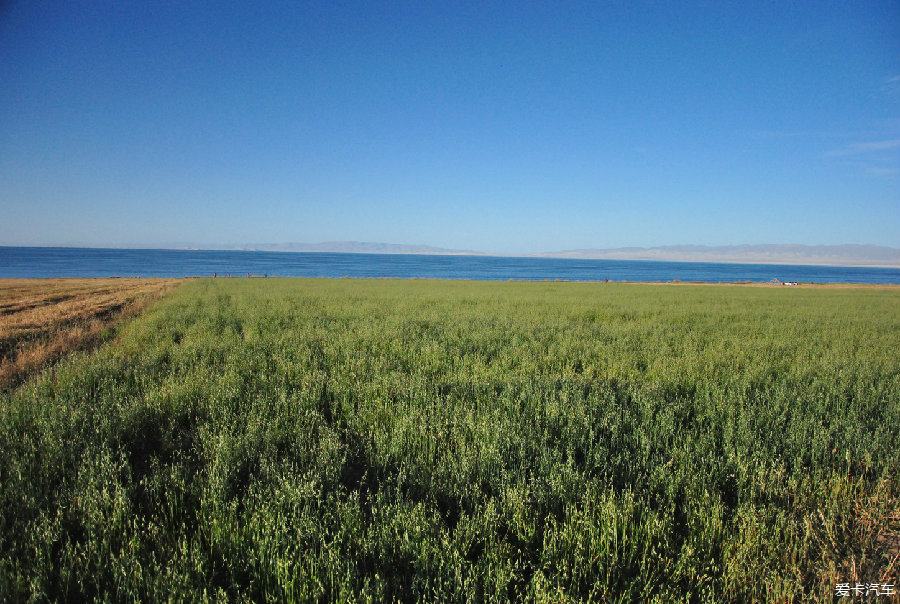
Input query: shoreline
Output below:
<box><xmin>2</xmin><ymin>276</ymin><xmax>898</xmax><ymax>289</ymax></box>
<box><xmin>4</xmin><ymin>245</ymin><xmax>899</xmax><ymax>270</ymax></box>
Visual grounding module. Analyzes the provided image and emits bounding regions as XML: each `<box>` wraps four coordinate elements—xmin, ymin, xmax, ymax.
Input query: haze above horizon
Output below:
<box><xmin>1</xmin><ymin>1</ymin><xmax>898</xmax><ymax>255</ymax></box>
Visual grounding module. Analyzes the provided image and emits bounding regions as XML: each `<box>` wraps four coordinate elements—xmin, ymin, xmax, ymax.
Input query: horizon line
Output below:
<box><xmin>2</xmin><ymin>242</ymin><xmax>899</xmax><ymax>270</ymax></box>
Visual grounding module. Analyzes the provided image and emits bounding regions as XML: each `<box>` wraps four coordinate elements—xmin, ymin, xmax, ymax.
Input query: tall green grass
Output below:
<box><xmin>1</xmin><ymin>279</ymin><xmax>898</xmax><ymax>602</ymax></box>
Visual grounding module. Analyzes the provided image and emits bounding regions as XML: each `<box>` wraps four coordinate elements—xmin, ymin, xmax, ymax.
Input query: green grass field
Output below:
<box><xmin>1</xmin><ymin>278</ymin><xmax>898</xmax><ymax>602</ymax></box>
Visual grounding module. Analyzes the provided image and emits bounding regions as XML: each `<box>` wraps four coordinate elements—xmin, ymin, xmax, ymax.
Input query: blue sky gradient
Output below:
<box><xmin>1</xmin><ymin>1</ymin><xmax>898</xmax><ymax>254</ymax></box>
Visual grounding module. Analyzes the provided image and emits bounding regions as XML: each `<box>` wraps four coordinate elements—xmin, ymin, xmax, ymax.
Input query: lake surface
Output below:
<box><xmin>2</xmin><ymin>246</ymin><xmax>899</xmax><ymax>283</ymax></box>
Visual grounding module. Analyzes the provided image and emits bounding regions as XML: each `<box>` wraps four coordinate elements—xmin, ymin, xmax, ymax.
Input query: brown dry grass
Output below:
<box><xmin>0</xmin><ymin>278</ymin><xmax>184</xmax><ymax>389</ymax></box>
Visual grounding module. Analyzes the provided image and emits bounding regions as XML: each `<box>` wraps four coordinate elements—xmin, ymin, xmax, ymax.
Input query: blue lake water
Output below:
<box><xmin>1</xmin><ymin>246</ymin><xmax>899</xmax><ymax>283</ymax></box>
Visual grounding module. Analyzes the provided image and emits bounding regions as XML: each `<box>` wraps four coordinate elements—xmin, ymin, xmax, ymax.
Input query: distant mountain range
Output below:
<box><xmin>202</xmin><ymin>242</ymin><xmax>900</xmax><ymax>267</ymax></box>
<box><xmin>219</xmin><ymin>241</ymin><xmax>485</xmax><ymax>255</ymax></box>
<box><xmin>195</xmin><ymin>241</ymin><xmax>900</xmax><ymax>268</ymax></box>
<box><xmin>534</xmin><ymin>244</ymin><xmax>900</xmax><ymax>267</ymax></box>
<box><xmin>15</xmin><ymin>241</ymin><xmax>898</xmax><ymax>267</ymax></box>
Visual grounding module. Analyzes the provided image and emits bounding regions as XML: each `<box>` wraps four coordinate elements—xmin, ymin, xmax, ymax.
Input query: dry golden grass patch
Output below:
<box><xmin>0</xmin><ymin>278</ymin><xmax>183</xmax><ymax>389</ymax></box>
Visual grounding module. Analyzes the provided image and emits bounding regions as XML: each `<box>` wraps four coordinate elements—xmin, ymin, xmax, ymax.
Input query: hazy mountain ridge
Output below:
<box><xmin>8</xmin><ymin>242</ymin><xmax>897</xmax><ymax>267</ymax></box>
<box><xmin>536</xmin><ymin>244</ymin><xmax>900</xmax><ymax>267</ymax></box>
<box><xmin>217</xmin><ymin>242</ymin><xmax>900</xmax><ymax>267</ymax></box>
<box><xmin>224</xmin><ymin>241</ymin><xmax>485</xmax><ymax>255</ymax></box>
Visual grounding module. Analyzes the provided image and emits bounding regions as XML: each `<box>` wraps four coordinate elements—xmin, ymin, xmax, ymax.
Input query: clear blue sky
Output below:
<box><xmin>1</xmin><ymin>1</ymin><xmax>898</xmax><ymax>254</ymax></box>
